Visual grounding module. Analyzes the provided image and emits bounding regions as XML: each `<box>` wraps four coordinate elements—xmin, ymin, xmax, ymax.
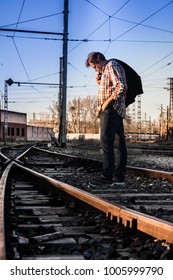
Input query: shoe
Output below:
<box><xmin>89</xmin><ymin>176</ymin><xmax>113</xmax><ymax>187</ymax></box>
<box><xmin>111</xmin><ymin>178</ymin><xmax>125</xmax><ymax>187</ymax></box>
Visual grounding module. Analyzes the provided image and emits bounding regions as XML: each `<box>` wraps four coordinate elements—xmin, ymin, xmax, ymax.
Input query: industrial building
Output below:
<box><xmin>0</xmin><ymin>110</ymin><xmax>53</xmax><ymax>142</ymax></box>
<box><xmin>0</xmin><ymin>110</ymin><xmax>27</xmax><ymax>142</ymax></box>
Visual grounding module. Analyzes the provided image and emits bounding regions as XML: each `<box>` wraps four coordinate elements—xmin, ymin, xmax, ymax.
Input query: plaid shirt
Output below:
<box><xmin>98</xmin><ymin>59</ymin><xmax>127</xmax><ymax>118</ymax></box>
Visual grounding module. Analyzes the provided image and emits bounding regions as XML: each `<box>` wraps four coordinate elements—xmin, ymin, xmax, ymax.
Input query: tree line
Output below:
<box><xmin>28</xmin><ymin>95</ymin><xmax>172</xmax><ymax>140</ymax></box>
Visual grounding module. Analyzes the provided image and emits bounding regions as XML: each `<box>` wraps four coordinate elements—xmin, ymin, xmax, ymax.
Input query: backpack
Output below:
<box><xmin>115</xmin><ymin>59</ymin><xmax>144</xmax><ymax>107</ymax></box>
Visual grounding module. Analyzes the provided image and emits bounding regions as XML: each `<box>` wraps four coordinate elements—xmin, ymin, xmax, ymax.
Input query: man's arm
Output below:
<box><xmin>101</xmin><ymin>95</ymin><xmax>114</xmax><ymax>111</ymax></box>
<box><xmin>101</xmin><ymin>62</ymin><xmax>126</xmax><ymax>112</ymax></box>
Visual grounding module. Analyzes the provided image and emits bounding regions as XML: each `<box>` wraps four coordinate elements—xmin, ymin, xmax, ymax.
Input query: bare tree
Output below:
<box><xmin>67</xmin><ymin>96</ymin><xmax>99</xmax><ymax>134</ymax></box>
<box><xmin>47</xmin><ymin>102</ymin><xmax>59</xmax><ymax>132</ymax></box>
<box><xmin>67</xmin><ymin>98</ymin><xmax>80</xmax><ymax>133</ymax></box>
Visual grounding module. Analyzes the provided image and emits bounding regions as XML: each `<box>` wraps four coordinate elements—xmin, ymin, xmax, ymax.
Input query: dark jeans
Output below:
<box><xmin>100</xmin><ymin>105</ymin><xmax>127</xmax><ymax>180</ymax></box>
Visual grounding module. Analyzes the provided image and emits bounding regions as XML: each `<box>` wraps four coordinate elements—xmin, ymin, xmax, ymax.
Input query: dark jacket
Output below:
<box><xmin>115</xmin><ymin>59</ymin><xmax>144</xmax><ymax>107</ymax></box>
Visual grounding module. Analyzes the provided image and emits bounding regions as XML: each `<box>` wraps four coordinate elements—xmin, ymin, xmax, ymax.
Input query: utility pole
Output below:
<box><xmin>60</xmin><ymin>0</ymin><xmax>69</xmax><ymax>147</ymax></box>
<box><xmin>58</xmin><ymin>57</ymin><xmax>63</xmax><ymax>144</ymax></box>
<box><xmin>166</xmin><ymin>106</ymin><xmax>169</xmax><ymax>140</ymax></box>
<box><xmin>4</xmin><ymin>81</ymin><xmax>8</xmax><ymax>144</ymax></box>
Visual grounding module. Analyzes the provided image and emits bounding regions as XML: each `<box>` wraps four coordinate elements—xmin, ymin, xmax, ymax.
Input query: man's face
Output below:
<box><xmin>89</xmin><ymin>62</ymin><xmax>103</xmax><ymax>73</ymax></box>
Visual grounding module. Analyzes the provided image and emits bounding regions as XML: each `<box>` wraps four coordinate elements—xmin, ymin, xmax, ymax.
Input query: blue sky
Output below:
<box><xmin>0</xmin><ymin>0</ymin><xmax>173</xmax><ymax>121</ymax></box>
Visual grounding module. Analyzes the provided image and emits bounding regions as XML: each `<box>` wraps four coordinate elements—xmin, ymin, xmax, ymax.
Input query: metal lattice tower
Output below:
<box><xmin>149</xmin><ymin>115</ymin><xmax>152</xmax><ymax>133</ymax></box>
<box><xmin>75</xmin><ymin>98</ymin><xmax>80</xmax><ymax>134</ymax></box>
<box><xmin>169</xmin><ymin>77</ymin><xmax>173</xmax><ymax>115</ymax></box>
<box><xmin>137</xmin><ymin>95</ymin><xmax>141</xmax><ymax>139</ymax></box>
<box><xmin>132</xmin><ymin>102</ymin><xmax>136</xmax><ymax>127</ymax></box>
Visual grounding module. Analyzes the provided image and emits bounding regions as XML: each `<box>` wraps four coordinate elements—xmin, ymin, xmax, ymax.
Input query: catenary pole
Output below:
<box><xmin>60</xmin><ymin>0</ymin><xmax>69</xmax><ymax>147</ymax></box>
<box><xmin>4</xmin><ymin>81</ymin><xmax>8</xmax><ymax>145</ymax></box>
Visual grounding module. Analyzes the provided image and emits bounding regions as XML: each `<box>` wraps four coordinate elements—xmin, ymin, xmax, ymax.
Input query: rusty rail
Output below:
<box><xmin>1</xmin><ymin>146</ymin><xmax>173</xmax><ymax>259</ymax></box>
<box><xmin>0</xmin><ymin>162</ymin><xmax>14</xmax><ymax>259</ymax></box>
<box><xmin>2</xmin><ymin>162</ymin><xmax>173</xmax><ymax>250</ymax></box>
<box><xmin>127</xmin><ymin>165</ymin><xmax>173</xmax><ymax>182</ymax></box>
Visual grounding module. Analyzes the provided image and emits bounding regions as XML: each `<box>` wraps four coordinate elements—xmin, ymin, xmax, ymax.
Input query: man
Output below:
<box><xmin>85</xmin><ymin>52</ymin><xmax>127</xmax><ymax>187</ymax></box>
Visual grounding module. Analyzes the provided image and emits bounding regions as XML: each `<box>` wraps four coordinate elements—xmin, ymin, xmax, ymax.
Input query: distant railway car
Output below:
<box><xmin>127</xmin><ymin>132</ymin><xmax>160</xmax><ymax>142</ymax></box>
<box><xmin>27</xmin><ymin>126</ymin><xmax>53</xmax><ymax>142</ymax></box>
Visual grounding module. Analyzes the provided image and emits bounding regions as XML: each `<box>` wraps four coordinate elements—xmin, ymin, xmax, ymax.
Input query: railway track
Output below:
<box><xmin>0</xmin><ymin>145</ymin><xmax>173</xmax><ymax>260</ymax></box>
<box><xmin>15</xmin><ymin>146</ymin><xmax>173</xmax><ymax>222</ymax></box>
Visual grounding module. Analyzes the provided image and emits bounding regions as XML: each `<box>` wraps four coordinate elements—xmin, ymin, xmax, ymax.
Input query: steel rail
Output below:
<box><xmin>0</xmin><ymin>148</ymin><xmax>10</xmax><ymax>162</ymax></box>
<box><xmin>0</xmin><ymin>162</ymin><xmax>14</xmax><ymax>259</ymax></box>
<box><xmin>1</xmin><ymin>146</ymin><xmax>173</xmax><ymax>260</ymax></box>
<box><xmin>24</xmin><ymin>146</ymin><xmax>173</xmax><ymax>182</ymax></box>
<box><xmin>126</xmin><ymin>165</ymin><xmax>173</xmax><ymax>182</ymax></box>
<box><xmin>2</xmin><ymin>161</ymin><xmax>173</xmax><ymax>249</ymax></box>
<box><xmin>14</xmin><ymin>146</ymin><xmax>33</xmax><ymax>164</ymax></box>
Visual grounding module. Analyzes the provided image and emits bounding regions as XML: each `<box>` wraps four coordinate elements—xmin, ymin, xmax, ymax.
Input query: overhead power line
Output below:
<box><xmin>85</xmin><ymin>0</ymin><xmax>173</xmax><ymax>35</ymax></box>
<box><xmin>141</xmin><ymin>51</ymin><xmax>173</xmax><ymax>74</ymax></box>
<box><xmin>142</xmin><ymin>61</ymin><xmax>172</xmax><ymax>78</ymax></box>
<box><xmin>0</xmin><ymin>12</ymin><xmax>63</xmax><ymax>28</ymax></box>
<box><xmin>1</xmin><ymin>33</ymin><xmax>173</xmax><ymax>44</ymax></box>
<box><xmin>112</xmin><ymin>0</ymin><xmax>173</xmax><ymax>41</ymax></box>
<box><xmin>112</xmin><ymin>16</ymin><xmax>173</xmax><ymax>35</ymax></box>
<box><xmin>69</xmin><ymin>0</ymin><xmax>131</xmax><ymax>53</ymax></box>
<box><xmin>13</xmin><ymin>0</ymin><xmax>26</xmax><ymax>37</ymax></box>
<box><xmin>0</xmin><ymin>28</ymin><xmax>64</xmax><ymax>36</ymax></box>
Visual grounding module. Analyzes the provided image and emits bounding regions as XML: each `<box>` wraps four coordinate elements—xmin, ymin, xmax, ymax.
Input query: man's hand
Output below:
<box><xmin>95</xmin><ymin>72</ymin><xmax>102</xmax><ymax>85</ymax></box>
<box><xmin>95</xmin><ymin>100</ymin><xmax>110</xmax><ymax>117</ymax></box>
<box><xmin>102</xmin><ymin>95</ymin><xmax>114</xmax><ymax>111</ymax></box>
<box><xmin>96</xmin><ymin>105</ymin><xmax>102</xmax><ymax>118</ymax></box>
<box><xmin>101</xmin><ymin>102</ymin><xmax>107</xmax><ymax>112</ymax></box>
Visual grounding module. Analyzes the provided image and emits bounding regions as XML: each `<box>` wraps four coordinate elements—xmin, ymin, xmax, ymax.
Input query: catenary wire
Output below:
<box><xmin>68</xmin><ymin>0</ymin><xmax>132</xmax><ymax>53</ymax></box>
<box><xmin>112</xmin><ymin>0</ymin><xmax>173</xmax><ymax>41</ymax></box>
